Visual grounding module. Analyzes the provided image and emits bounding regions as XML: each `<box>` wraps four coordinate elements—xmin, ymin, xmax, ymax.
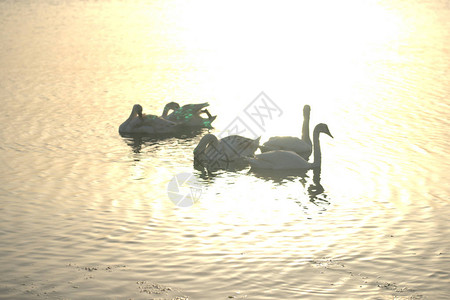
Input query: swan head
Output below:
<box><xmin>132</xmin><ymin>104</ymin><xmax>143</xmax><ymax>119</ymax></box>
<box><xmin>315</xmin><ymin>123</ymin><xmax>333</xmax><ymax>139</ymax></box>
<box><xmin>162</xmin><ymin>102</ymin><xmax>180</xmax><ymax>117</ymax></box>
<box><xmin>165</xmin><ymin>102</ymin><xmax>180</xmax><ymax>111</ymax></box>
<box><xmin>303</xmin><ymin>105</ymin><xmax>311</xmax><ymax>117</ymax></box>
<box><xmin>133</xmin><ymin>104</ymin><xmax>143</xmax><ymax>120</ymax></box>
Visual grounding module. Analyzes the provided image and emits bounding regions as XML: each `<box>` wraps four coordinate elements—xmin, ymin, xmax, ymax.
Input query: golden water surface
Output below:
<box><xmin>0</xmin><ymin>0</ymin><xmax>449</xmax><ymax>299</ymax></box>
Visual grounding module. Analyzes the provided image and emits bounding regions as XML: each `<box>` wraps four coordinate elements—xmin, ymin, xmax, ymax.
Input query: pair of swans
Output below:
<box><xmin>250</xmin><ymin>105</ymin><xmax>333</xmax><ymax>169</ymax></box>
<box><xmin>194</xmin><ymin>105</ymin><xmax>333</xmax><ymax>170</ymax></box>
<box><xmin>247</xmin><ymin>123</ymin><xmax>333</xmax><ymax>170</ymax></box>
<box><xmin>119</xmin><ymin>102</ymin><xmax>216</xmax><ymax>135</ymax></box>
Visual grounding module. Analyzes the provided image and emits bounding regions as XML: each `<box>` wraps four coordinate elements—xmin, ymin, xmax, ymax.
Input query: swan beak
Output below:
<box><xmin>325</xmin><ymin>127</ymin><xmax>334</xmax><ymax>139</ymax></box>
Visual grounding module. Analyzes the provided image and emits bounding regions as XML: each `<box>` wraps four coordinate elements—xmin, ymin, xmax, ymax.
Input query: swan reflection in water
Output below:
<box><xmin>194</xmin><ymin>157</ymin><xmax>330</xmax><ymax>213</ymax></box>
<box><xmin>122</xmin><ymin>135</ymin><xmax>158</xmax><ymax>154</ymax></box>
<box><xmin>249</xmin><ymin>167</ymin><xmax>330</xmax><ymax>213</ymax></box>
<box><xmin>121</xmin><ymin>130</ymin><xmax>330</xmax><ymax>213</ymax></box>
<box><xmin>193</xmin><ymin>156</ymin><xmax>249</xmax><ymax>178</ymax></box>
<box><xmin>121</xmin><ymin>128</ymin><xmax>207</xmax><ymax>154</ymax></box>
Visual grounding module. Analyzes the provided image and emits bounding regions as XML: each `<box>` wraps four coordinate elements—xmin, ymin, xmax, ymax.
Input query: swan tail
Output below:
<box><xmin>183</xmin><ymin>103</ymin><xmax>209</xmax><ymax>112</ymax></box>
<box><xmin>203</xmin><ymin>115</ymin><xmax>216</xmax><ymax>127</ymax></box>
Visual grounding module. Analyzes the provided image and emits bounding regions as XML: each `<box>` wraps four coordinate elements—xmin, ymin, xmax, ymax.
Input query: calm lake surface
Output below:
<box><xmin>1</xmin><ymin>0</ymin><xmax>449</xmax><ymax>299</ymax></box>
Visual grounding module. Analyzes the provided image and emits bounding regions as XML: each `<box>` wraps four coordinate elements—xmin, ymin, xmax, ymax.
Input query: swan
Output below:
<box><xmin>162</xmin><ymin>102</ymin><xmax>217</xmax><ymax>128</ymax></box>
<box><xmin>194</xmin><ymin>134</ymin><xmax>260</xmax><ymax>163</ymax></box>
<box><xmin>260</xmin><ymin>105</ymin><xmax>312</xmax><ymax>159</ymax></box>
<box><xmin>119</xmin><ymin>104</ymin><xmax>179</xmax><ymax>135</ymax></box>
<box><xmin>247</xmin><ymin>123</ymin><xmax>333</xmax><ymax>170</ymax></box>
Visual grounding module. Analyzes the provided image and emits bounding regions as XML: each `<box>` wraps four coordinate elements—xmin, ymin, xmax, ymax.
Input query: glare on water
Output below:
<box><xmin>0</xmin><ymin>0</ymin><xmax>449</xmax><ymax>299</ymax></box>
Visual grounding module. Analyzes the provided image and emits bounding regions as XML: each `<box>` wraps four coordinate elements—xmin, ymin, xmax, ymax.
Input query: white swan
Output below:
<box><xmin>194</xmin><ymin>134</ymin><xmax>260</xmax><ymax>162</ymax></box>
<box><xmin>247</xmin><ymin>123</ymin><xmax>333</xmax><ymax>170</ymax></box>
<box><xmin>119</xmin><ymin>104</ymin><xmax>179</xmax><ymax>135</ymax></box>
<box><xmin>260</xmin><ymin>105</ymin><xmax>312</xmax><ymax>159</ymax></box>
<box><xmin>162</xmin><ymin>102</ymin><xmax>217</xmax><ymax>128</ymax></box>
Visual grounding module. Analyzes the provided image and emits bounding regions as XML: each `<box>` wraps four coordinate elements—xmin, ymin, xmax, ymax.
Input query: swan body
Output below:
<box><xmin>119</xmin><ymin>104</ymin><xmax>179</xmax><ymax>135</ymax></box>
<box><xmin>247</xmin><ymin>150</ymin><xmax>311</xmax><ymax>169</ymax></box>
<box><xmin>248</xmin><ymin>123</ymin><xmax>333</xmax><ymax>170</ymax></box>
<box><xmin>260</xmin><ymin>105</ymin><xmax>312</xmax><ymax>159</ymax></box>
<box><xmin>163</xmin><ymin>102</ymin><xmax>217</xmax><ymax>128</ymax></box>
<box><xmin>194</xmin><ymin>134</ymin><xmax>260</xmax><ymax>162</ymax></box>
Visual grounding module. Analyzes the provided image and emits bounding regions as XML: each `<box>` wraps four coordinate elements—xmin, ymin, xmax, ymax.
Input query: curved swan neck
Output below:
<box><xmin>127</xmin><ymin>105</ymin><xmax>141</xmax><ymax>122</ymax></box>
<box><xmin>301</xmin><ymin>106</ymin><xmax>311</xmax><ymax>145</ymax></box>
<box><xmin>162</xmin><ymin>105</ymin><xmax>170</xmax><ymax>117</ymax></box>
<box><xmin>162</xmin><ymin>102</ymin><xmax>180</xmax><ymax>117</ymax></box>
<box><xmin>194</xmin><ymin>134</ymin><xmax>219</xmax><ymax>155</ymax></box>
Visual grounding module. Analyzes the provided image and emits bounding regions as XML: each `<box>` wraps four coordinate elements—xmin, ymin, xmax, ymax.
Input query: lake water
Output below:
<box><xmin>1</xmin><ymin>0</ymin><xmax>449</xmax><ymax>299</ymax></box>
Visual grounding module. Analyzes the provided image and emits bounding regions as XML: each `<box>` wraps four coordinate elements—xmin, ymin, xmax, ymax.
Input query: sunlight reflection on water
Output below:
<box><xmin>0</xmin><ymin>0</ymin><xmax>449</xmax><ymax>299</ymax></box>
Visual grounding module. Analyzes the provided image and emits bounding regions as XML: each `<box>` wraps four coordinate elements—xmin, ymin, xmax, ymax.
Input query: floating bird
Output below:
<box><xmin>162</xmin><ymin>102</ymin><xmax>216</xmax><ymax>128</ymax></box>
<box><xmin>194</xmin><ymin>134</ymin><xmax>260</xmax><ymax>164</ymax></box>
<box><xmin>247</xmin><ymin>123</ymin><xmax>333</xmax><ymax>170</ymax></box>
<box><xmin>119</xmin><ymin>104</ymin><xmax>179</xmax><ymax>135</ymax></box>
<box><xmin>260</xmin><ymin>105</ymin><xmax>312</xmax><ymax>159</ymax></box>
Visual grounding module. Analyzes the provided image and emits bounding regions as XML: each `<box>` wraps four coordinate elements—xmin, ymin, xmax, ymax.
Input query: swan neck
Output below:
<box><xmin>312</xmin><ymin>127</ymin><xmax>321</xmax><ymax>167</ymax></box>
<box><xmin>195</xmin><ymin>134</ymin><xmax>219</xmax><ymax>155</ymax></box>
<box><xmin>162</xmin><ymin>105</ymin><xmax>170</xmax><ymax>117</ymax></box>
<box><xmin>302</xmin><ymin>114</ymin><xmax>311</xmax><ymax>145</ymax></box>
<box><xmin>126</xmin><ymin>107</ymin><xmax>138</xmax><ymax>123</ymax></box>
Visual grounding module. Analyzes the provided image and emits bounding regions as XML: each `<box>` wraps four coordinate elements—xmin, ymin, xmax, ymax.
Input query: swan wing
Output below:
<box><xmin>148</xmin><ymin>116</ymin><xmax>178</xmax><ymax>132</ymax></box>
<box><xmin>180</xmin><ymin>102</ymin><xmax>210</xmax><ymax>112</ymax></box>
<box><xmin>221</xmin><ymin>135</ymin><xmax>260</xmax><ymax>159</ymax></box>
<box><xmin>261</xmin><ymin>136</ymin><xmax>312</xmax><ymax>157</ymax></box>
<box><xmin>168</xmin><ymin>103</ymin><xmax>209</xmax><ymax>122</ymax></box>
